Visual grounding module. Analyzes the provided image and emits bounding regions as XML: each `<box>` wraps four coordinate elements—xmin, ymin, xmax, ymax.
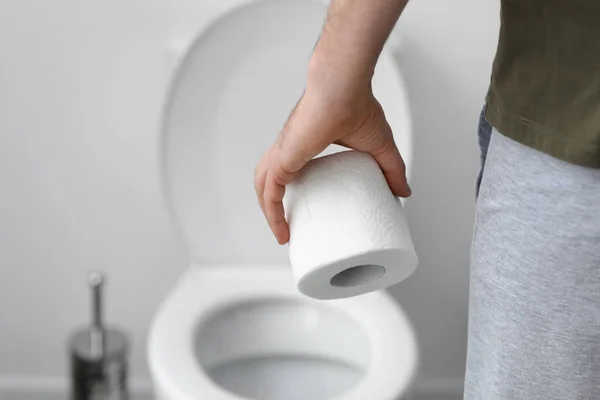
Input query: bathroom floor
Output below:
<box><xmin>2</xmin><ymin>388</ymin><xmax>461</xmax><ymax>400</ymax></box>
<box><xmin>2</xmin><ymin>391</ymin><xmax>152</xmax><ymax>400</ymax></box>
<box><xmin>409</xmin><ymin>395</ymin><xmax>462</xmax><ymax>400</ymax></box>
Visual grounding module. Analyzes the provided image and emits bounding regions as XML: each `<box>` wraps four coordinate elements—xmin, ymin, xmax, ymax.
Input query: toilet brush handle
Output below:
<box><xmin>88</xmin><ymin>271</ymin><xmax>105</xmax><ymax>357</ymax></box>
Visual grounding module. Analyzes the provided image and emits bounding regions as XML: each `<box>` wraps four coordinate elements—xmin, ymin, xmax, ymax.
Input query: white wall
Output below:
<box><xmin>0</xmin><ymin>0</ymin><xmax>499</xmax><ymax>394</ymax></box>
<box><xmin>389</xmin><ymin>0</ymin><xmax>499</xmax><ymax>390</ymax></box>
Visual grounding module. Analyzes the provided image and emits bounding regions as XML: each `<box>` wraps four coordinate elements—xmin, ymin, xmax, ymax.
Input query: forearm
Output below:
<box><xmin>308</xmin><ymin>0</ymin><xmax>408</xmax><ymax>97</ymax></box>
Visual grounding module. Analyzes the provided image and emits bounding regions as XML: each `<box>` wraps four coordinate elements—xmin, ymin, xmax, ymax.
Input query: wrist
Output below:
<box><xmin>306</xmin><ymin>51</ymin><xmax>373</xmax><ymax>107</ymax></box>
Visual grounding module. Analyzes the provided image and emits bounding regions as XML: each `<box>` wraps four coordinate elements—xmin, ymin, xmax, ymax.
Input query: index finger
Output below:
<box><xmin>263</xmin><ymin>169</ymin><xmax>289</xmax><ymax>244</ymax></box>
<box><xmin>263</xmin><ymin>154</ymin><xmax>298</xmax><ymax>244</ymax></box>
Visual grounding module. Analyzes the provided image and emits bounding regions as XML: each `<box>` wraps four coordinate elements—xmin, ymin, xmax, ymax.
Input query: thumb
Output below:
<box><xmin>371</xmin><ymin>137</ymin><xmax>411</xmax><ymax>198</ymax></box>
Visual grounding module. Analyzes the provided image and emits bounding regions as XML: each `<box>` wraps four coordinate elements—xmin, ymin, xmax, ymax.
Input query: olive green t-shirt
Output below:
<box><xmin>485</xmin><ymin>0</ymin><xmax>600</xmax><ymax>168</ymax></box>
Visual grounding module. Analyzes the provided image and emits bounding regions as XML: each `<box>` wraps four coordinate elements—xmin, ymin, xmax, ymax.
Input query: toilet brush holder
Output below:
<box><xmin>68</xmin><ymin>271</ymin><xmax>129</xmax><ymax>400</ymax></box>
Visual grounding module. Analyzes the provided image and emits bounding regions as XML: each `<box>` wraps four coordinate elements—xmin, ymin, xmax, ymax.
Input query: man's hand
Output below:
<box><xmin>254</xmin><ymin>83</ymin><xmax>410</xmax><ymax>245</ymax></box>
<box><xmin>254</xmin><ymin>0</ymin><xmax>410</xmax><ymax>245</ymax></box>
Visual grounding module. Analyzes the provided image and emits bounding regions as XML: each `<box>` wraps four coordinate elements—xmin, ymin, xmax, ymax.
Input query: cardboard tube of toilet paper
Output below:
<box><xmin>283</xmin><ymin>150</ymin><xmax>419</xmax><ymax>300</ymax></box>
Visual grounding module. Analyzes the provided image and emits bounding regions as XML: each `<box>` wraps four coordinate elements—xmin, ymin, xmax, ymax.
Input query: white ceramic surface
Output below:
<box><xmin>149</xmin><ymin>267</ymin><xmax>418</xmax><ymax>400</ymax></box>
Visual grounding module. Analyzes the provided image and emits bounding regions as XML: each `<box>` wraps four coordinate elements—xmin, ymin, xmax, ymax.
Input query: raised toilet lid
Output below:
<box><xmin>161</xmin><ymin>0</ymin><xmax>413</xmax><ymax>266</ymax></box>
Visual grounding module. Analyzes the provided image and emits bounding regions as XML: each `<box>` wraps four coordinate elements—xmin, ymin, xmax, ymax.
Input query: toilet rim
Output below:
<box><xmin>149</xmin><ymin>268</ymin><xmax>418</xmax><ymax>400</ymax></box>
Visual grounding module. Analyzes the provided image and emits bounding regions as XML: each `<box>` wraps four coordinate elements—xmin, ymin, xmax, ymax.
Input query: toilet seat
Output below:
<box><xmin>149</xmin><ymin>267</ymin><xmax>417</xmax><ymax>400</ymax></box>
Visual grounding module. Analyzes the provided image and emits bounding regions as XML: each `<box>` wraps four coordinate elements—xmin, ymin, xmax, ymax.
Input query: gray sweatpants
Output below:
<box><xmin>464</xmin><ymin>124</ymin><xmax>600</xmax><ymax>399</ymax></box>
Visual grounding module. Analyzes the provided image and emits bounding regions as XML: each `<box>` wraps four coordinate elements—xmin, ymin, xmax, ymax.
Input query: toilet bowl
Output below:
<box><xmin>149</xmin><ymin>267</ymin><xmax>417</xmax><ymax>400</ymax></box>
<box><xmin>149</xmin><ymin>0</ymin><xmax>417</xmax><ymax>399</ymax></box>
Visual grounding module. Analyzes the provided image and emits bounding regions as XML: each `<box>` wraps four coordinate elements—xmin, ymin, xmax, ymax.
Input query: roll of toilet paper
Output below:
<box><xmin>283</xmin><ymin>150</ymin><xmax>418</xmax><ymax>300</ymax></box>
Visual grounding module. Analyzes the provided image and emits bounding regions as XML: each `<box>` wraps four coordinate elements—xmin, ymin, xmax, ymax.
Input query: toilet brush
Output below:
<box><xmin>68</xmin><ymin>271</ymin><xmax>129</xmax><ymax>400</ymax></box>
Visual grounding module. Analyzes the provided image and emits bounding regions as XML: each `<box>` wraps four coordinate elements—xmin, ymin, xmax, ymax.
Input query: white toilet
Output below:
<box><xmin>148</xmin><ymin>0</ymin><xmax>418</xmax><ymax>399</ymax></box>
